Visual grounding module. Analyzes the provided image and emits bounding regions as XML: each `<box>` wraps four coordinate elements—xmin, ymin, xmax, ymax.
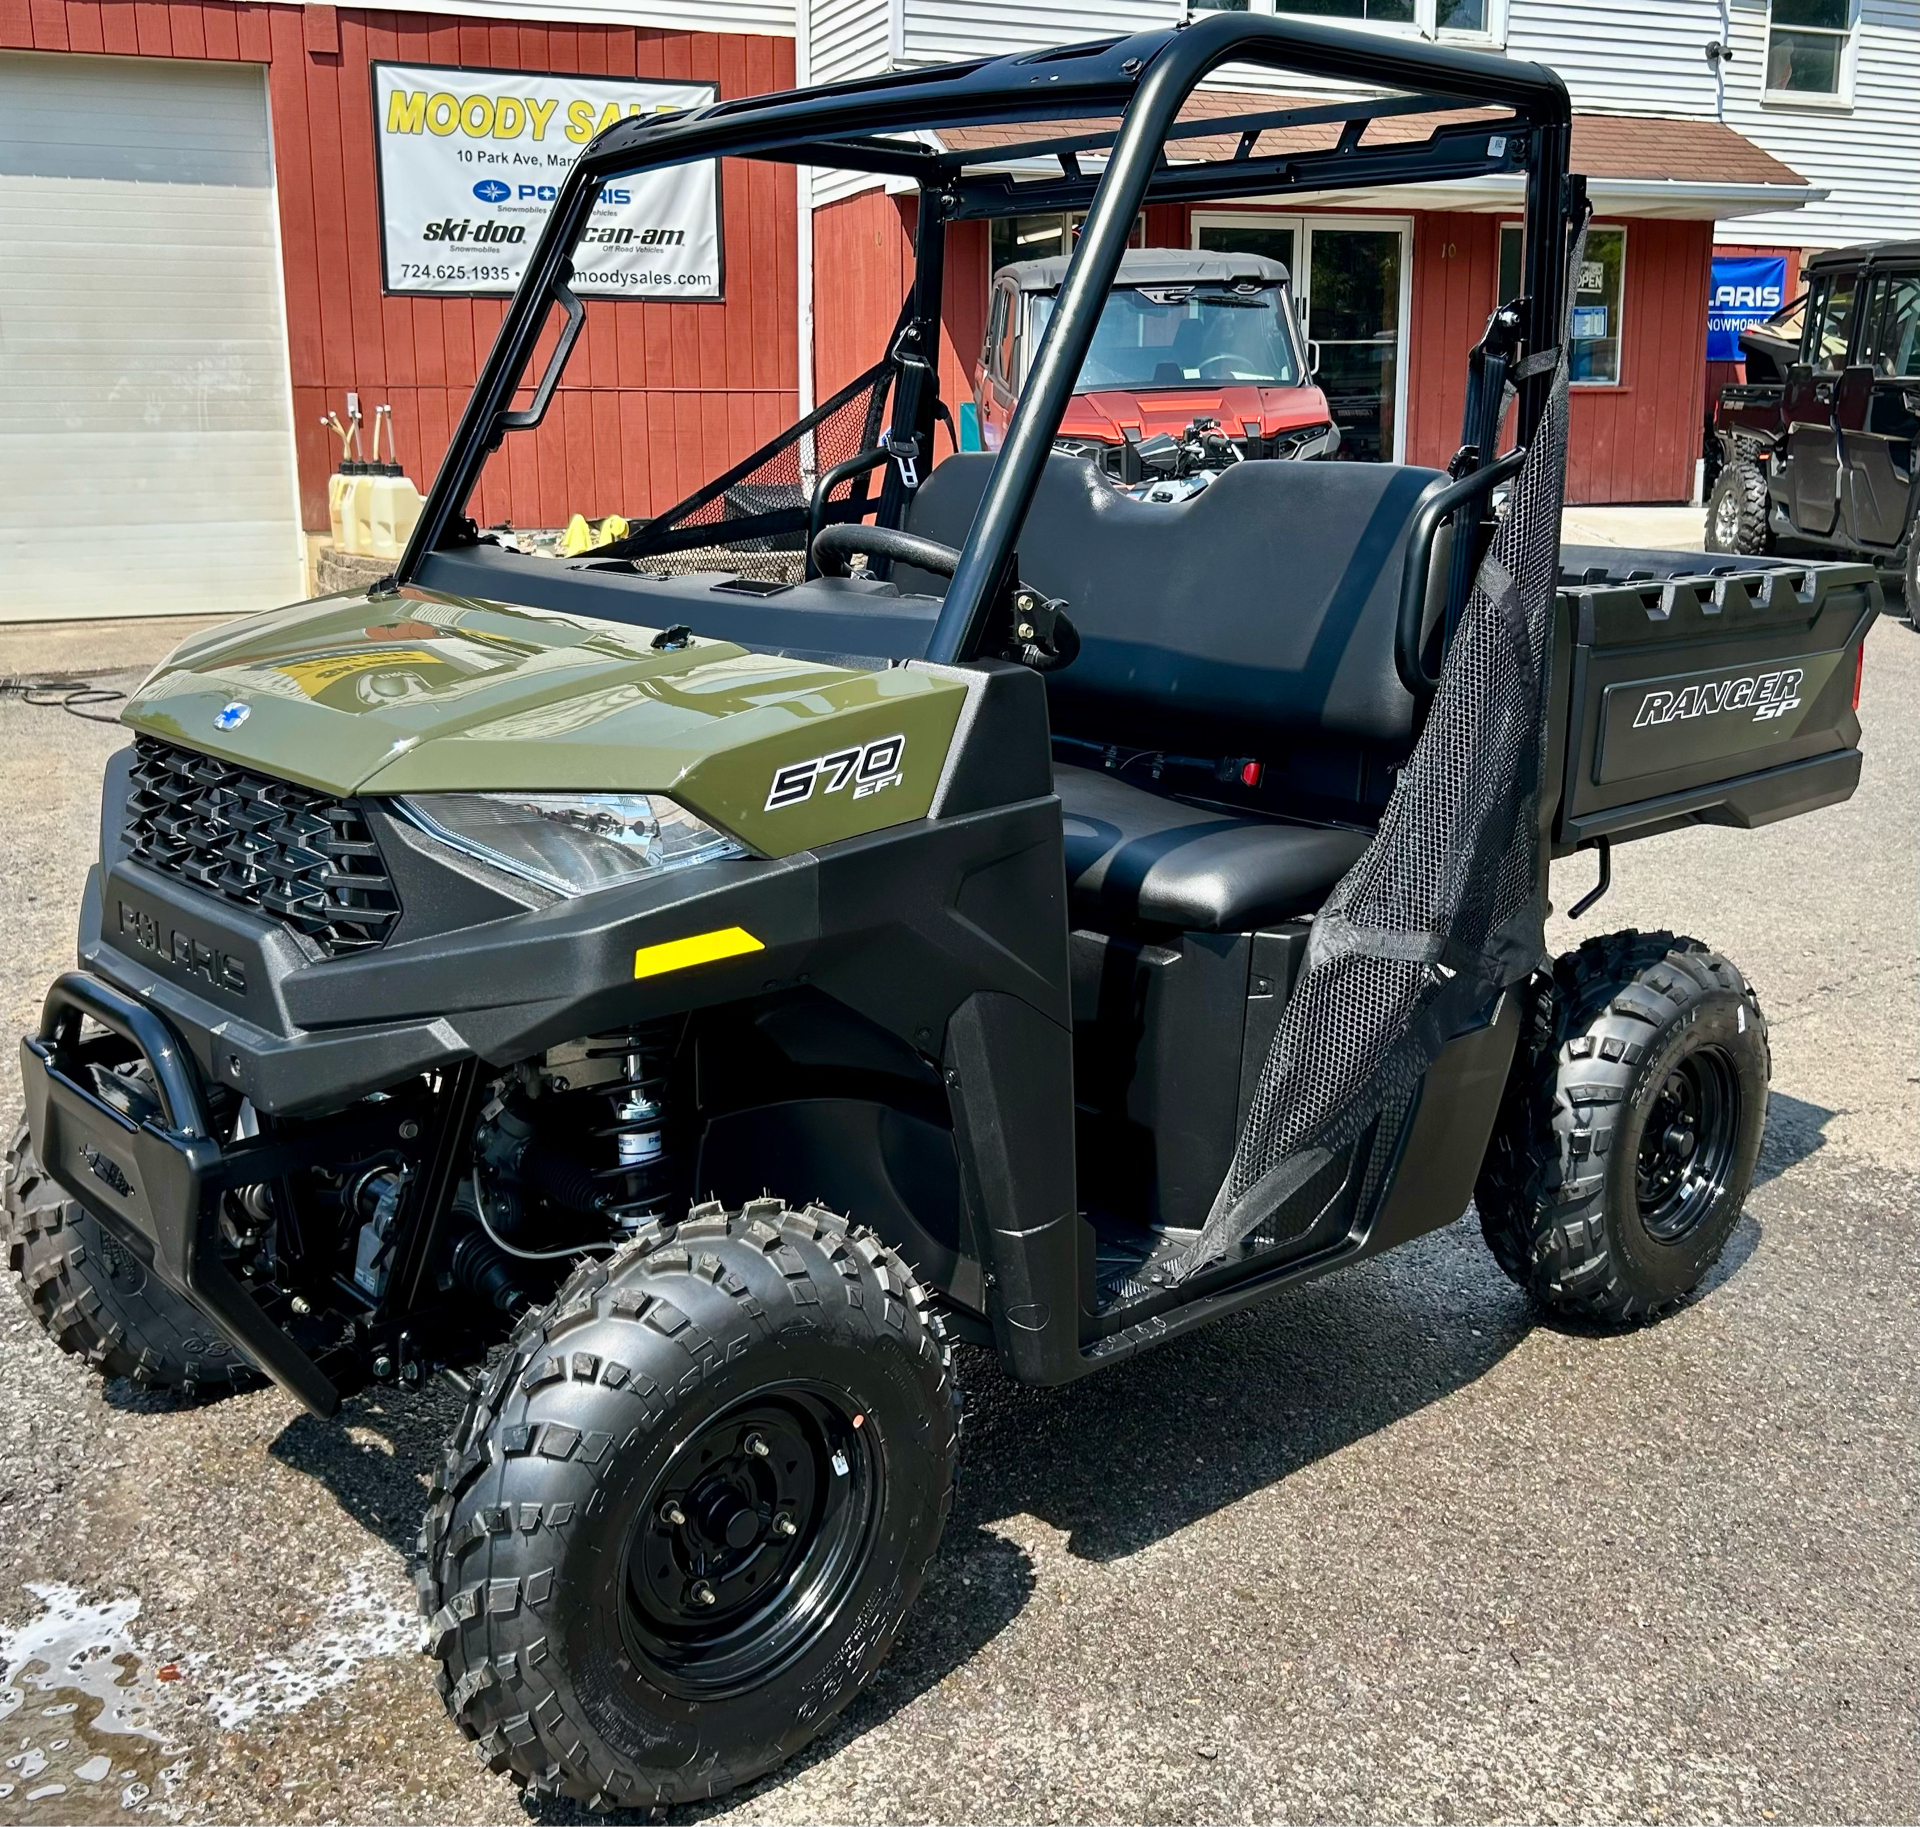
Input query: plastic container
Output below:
<box><xmin>367</xmin><ymin>465</ymin><xmax>424</xmax><ymax>560</ymax></box>
<box><xmin>345</xmin><ymin>464</ymin><xmax>377</xmax><ymax>557</ymax></box>
<box><xmin>328</xmin><ymin>462</ymin><xmax>359</xmax><ymax>549</ymax></box>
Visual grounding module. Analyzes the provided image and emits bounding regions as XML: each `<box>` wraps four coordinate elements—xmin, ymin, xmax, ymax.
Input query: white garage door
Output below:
<box><xmin>0</xmin><ymin>52</ymin><xmax>303</xmax><ymax>621</ymax></box>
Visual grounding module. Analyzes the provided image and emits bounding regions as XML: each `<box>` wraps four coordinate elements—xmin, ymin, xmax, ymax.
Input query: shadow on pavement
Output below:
<box><xmin>1754</xmin><ymin>1088</ymin><xmax>1839</xmax><ymax>1188</ymax></box>
<box><xmin>947</xmin><ymin>1220</ymin><xmax>1534</xmax><ymax>1564</ymax></box>
<box><xmin>524</xmin><ymin>1525</ymin><xmax>1037</xmax><ymax>1827</ymax></box>
<box><xmin>269</xmin><ymin>1201</ymin><xmax>1780</xmax><ymax>1823</ymax></box>
<box><xmin>267</xmin><ymin>1382</ymin><xmax>465</xmax><ymax>1556</ymax></box>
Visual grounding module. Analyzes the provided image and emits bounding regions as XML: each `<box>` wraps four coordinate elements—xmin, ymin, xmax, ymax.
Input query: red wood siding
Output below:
<box><xmin>1403</xmin><ymin>213</ymin><xmax>1714</xmax><ymax>503</ymax></box>
<box><xmin>812</xmin><ymin>187</ymin><xmax>986</xmax><ymax>424</ymax></box>
<box><xmin>3</xmin><ymin>0</ymin><xmax>798</xmax><ymax>530</ymax></box>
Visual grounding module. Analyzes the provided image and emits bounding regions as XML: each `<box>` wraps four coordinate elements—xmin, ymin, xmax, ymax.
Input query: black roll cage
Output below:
<box><xmin>396</xmin><ymin>13</ymin><xmax>1574</xmax><ymax>664</ymax></box>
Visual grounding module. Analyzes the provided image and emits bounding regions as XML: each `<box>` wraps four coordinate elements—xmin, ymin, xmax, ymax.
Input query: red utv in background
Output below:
<box><xmin>972</xmin><ymin>249</ymin><xmax>1340</xmax><ymax>473</ymax></box>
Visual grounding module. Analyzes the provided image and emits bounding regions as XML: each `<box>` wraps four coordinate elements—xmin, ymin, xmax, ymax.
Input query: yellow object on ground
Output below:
<box><xmin>559</xmin><ymin>513</ymin><xmax>595</xmax><ymax>556</ymax></box>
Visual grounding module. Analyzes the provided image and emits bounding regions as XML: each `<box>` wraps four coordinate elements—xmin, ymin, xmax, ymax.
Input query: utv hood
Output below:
<box><xmin>1062</xmin><ymin>382</ymin><xmax>1332</xmax><ymax>443</ymax></box>
<box><xmin>123</xmin><ymin>591</ymin><xmax>968</xmax><ymax>856</ymax></box>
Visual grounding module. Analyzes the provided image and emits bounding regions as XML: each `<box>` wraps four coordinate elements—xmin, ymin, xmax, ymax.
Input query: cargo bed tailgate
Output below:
<box><xmin>1554</xmin><ymin>547</ymin><xmax>1877</xmax><ymax>851</ymax></box>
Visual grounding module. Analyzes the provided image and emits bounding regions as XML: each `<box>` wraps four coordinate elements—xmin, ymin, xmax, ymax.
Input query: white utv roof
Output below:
<box><xmin>995</xmin><ymin>249</ymin><xmax>1292</xmax><ymax>292</ymax></box>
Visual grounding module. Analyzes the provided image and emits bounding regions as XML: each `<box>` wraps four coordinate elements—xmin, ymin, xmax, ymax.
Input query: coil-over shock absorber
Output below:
<box><xmin>582</xmin><ymin>1021</ymin><xmax>679</xmax><ymax>1230</ymax></box>
<box><xmin>469</xmin><ymin>1019</ymin><xmax>683</xmax><ymax>1246</ymax></box>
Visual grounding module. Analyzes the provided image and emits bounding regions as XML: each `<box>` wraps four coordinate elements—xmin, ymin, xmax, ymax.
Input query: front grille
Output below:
<box><xmin>124</xmin><ymin>736</ymin><xmax>401</xmax><ymax>955</ymax></box>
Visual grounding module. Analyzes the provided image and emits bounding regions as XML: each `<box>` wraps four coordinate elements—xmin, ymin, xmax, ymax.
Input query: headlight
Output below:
<box><xmin>399</xmin><ymin>792</ymin><xmax>747</xmax><ymax>896</ymax></box>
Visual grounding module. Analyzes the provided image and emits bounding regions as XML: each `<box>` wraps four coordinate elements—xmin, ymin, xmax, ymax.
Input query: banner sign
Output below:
<box><xmin>372</xmin><ymin>63</ymin><xmax>721</xmax><ymax>299</ymax></box>
<box><xmin>1708</xmin><ymin>256</ymin><xmax>1788</xmax><ymax>362</ymax></box>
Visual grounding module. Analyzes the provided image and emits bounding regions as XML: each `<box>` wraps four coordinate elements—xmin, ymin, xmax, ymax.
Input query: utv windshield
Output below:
<box><xmin>1026</xmin><ymin>283</ymin><xmax>1303</xmax><ymax>390</ymax></box>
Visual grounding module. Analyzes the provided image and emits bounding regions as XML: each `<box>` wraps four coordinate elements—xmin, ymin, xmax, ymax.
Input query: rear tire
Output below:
<box><xmin>416</xmin><ymin>1198</ymin><xmax>960</xmax><ymax>1810</ymax></box>
<box><xmin>1704</xmin><ymin>458</ymin><xmax>1771</xmax><ymax>556</ymax></box>
<box><xmin>4</xmin><ymin>1120</ymin><xmax>259</xmax><ymax>1395</ymax></box>
<box><xmin>1476</xmin><ymin>933</ymin><xmax>1770</xmax><ymax>1326</ymax></box>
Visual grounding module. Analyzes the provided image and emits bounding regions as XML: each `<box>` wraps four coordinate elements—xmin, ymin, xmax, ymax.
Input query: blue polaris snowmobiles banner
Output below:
<box><xmin>1708</xmin><ymin>256</ymin><xmax>1789</xmax><ymax>362</ymax></box>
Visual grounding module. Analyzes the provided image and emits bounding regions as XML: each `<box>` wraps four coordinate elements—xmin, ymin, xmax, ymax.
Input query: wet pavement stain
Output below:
<box><xmin>0</xmin><ymin>1583</ymin><xmax>187</xmax><ymax>1822</ymax></box>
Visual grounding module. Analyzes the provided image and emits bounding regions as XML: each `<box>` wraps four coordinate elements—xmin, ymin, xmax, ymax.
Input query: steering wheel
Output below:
<box><xmin>1196</xmin><ymin>356</ymin><xmax>1243</xmax><ymax>380</ymax></box>
<box><xmin>811</xmin><ymin>522</ymin><xmax>961</xmax><ymax>579</ymax></box>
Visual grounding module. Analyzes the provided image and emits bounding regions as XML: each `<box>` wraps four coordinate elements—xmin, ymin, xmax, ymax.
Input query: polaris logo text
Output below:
<box><xmin>1710</xmin><ymin>282</ymin><xmax>1784</xmax><ymax>311</ymax></box>
<box><xmin>766</xmin><ymin>736</ymin><xmax>906</xmax><ymax>811</ymax></box>
<box><xmin>118</xmin><ymin>900</ymin><xmax>248</xmax><ymax>995</ymax></box>
<box><xmin>1633</xmin><ymin>667</ymin><xmax>1804</xmax><ymax>729</ymax></box>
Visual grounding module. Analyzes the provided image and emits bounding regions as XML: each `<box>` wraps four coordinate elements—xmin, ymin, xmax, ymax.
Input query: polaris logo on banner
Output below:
<box><xmin>1708</xmin><ymin>255</ymin><xmax>1788</xmax><ymax>361</ymax></box>
<box><xmin>1633</xmin><ymin>667</ymin><xmax>1804</xmax><ymax>729</ymax></box>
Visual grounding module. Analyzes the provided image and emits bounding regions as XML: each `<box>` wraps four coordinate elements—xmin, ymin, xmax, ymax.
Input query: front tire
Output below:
<box><xmin>4</xmin><ymin>1120</ymin><xmax>258</xmax><ymax>1395</ymax></box>
<box><xmin>1704</xmin><ymin>458</ymin><xmax>1771</xmax><ymax>556</ymax></box>
<box><xmin>1477</xmin><ymin>933</ymin><xmax>1770</xmax><ymax>1326</ymax></box>
<box><xmin>416</xmin><ymin>1198</ymin><xmax>960</xmax><ymax>1810</ymax></box>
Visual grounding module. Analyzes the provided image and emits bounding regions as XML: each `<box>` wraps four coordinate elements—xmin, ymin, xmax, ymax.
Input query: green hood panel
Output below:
<box><xmin>126</xmin><ymin>592</ymin><xmax>968</xmax><ymax>858</ymax></box>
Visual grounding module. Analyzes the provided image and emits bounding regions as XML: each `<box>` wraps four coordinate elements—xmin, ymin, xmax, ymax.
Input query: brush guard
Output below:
<box><xmin>19</xmin><ymin>973</ymin><xmax>414</xmax><ymax>1416</ymax></box>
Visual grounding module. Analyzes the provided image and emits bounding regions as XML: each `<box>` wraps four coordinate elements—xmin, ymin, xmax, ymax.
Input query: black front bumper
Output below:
<box><xmin>20</xmin><ymin>972</ymin><xmax>412</xmax><ymax>1417</ymax></box>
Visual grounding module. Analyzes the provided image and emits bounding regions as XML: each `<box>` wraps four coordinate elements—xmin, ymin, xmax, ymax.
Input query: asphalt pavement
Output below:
<box><xmin>0</xmin><ymin>607</ymin><xmax>1913</xmax><ymax>1826</ymax></box>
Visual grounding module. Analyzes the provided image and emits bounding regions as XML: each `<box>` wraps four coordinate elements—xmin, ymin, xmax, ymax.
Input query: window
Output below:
<box><xmin>1500</xmin><ymin>223</ymin><xmax>1622</xmax><ymax>382</ymax></box>
<box><xmin>1863</xmin><ymin>273</ymin><xmax>1920</xmax><ymax>378</ymax></box>
<box><xmin>983</xmin><ymin>285</ymin><xmax>1009</xmax><ymax>382</ymax></box>
<box><xmin>1806</xmin><ymin>271</ymin><xmax>1857</xmax><ymax>371</ymax></box>
<box><xmin>1567</xmin><ymin>227</ymin><xmax>1625</xmax><ymax>385</ymax></box>
<box><xmin>1272</xmin><ymin>0</ymin><xmax>1415</xmax><ymax>22</ymax></box>
<box><xmin>1187</xmin><ymin>0</ymin><xmax>1494</xmax><ymax>37</ymax></box>
<box><xmin>1196</xmin><ymin>219</ymin><xmax>1297</xmax><ymax>281</ymax></box>
<box><xmin>1497</xmin><ymin>222</ymin><xmax>1523</xmax><ymax>305</ymax></box>
<box><xmin>994</xmin><ymin>284</ymin><xmax>1017</xmax><ymax>381</ymax></box>
<box><xmin>1765</xmin><ymin>0</ymin><xmax>1853</xmax><ymax>98</ymax></box>
<box><xmin>988</xmin><ymin>212</ymin><xmax>1145</xmax><ymax>277</ymax></box>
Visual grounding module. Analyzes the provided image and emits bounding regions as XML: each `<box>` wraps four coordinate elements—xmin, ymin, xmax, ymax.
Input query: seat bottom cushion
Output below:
<box><xmin>1057</xmin><ymin>764</ymin><xmax>1371</xmax><ymax>933</ymax></box>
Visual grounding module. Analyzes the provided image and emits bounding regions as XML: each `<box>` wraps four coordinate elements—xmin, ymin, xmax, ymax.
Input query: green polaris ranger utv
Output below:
<box><xmin>8</xmin><ymin>15</ymin><xmax>1877</xmax><ymax>1810</ymax></box>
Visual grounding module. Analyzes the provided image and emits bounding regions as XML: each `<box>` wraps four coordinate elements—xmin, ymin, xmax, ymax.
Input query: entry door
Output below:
<box><xmin>0</xmin><ymin>52</ymin><xmax>303</xmax><ymax>620</ymax></box>
<box><xmin>1842</xmin><ymin>268</ymin><xmax>1920</xmax><ymax>548</ymax></box>
<box><xmin>1783</xmin><ymin>268</ymin><xmax>1858</xmax><ymax>537</ymax></box>
<box><xmin>1300</xmin><ymin>221</ymin><xmax>1410</xmax><ymax>464</ymax></box>
<box><xmin>1191</xmin><ymin>214</ymin><xmax>1409</xmax><ymax>462</ymax></box>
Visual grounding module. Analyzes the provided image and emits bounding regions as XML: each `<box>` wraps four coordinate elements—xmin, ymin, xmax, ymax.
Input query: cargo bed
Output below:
<box><xmin>1551</xmin><ymin>545</ymin><xmax>1878</xmax><ymax>854</ymax></box>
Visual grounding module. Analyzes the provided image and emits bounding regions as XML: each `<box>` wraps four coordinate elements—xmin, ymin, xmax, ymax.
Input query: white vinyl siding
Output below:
<box><xmin>0</xmin><ymin>52</ymin><xmax>303</xmax><ymax>622</ymax></box>
<box><xmin>1720</xmin><ymin>0</ymin><xmax>1920</xmax><ymax>247</ymax></box>
<box><xmin>901</xmin><ymin>0</ymin><xmax>1175</xmax><ymax>64</ymax></box>
<box><xmin>805</xmin><ymin>0</ymin><xmax>900</xmax><ymax>204</ymax></box>
<box><xmin>1504</xmin><ymin>0</ymin><xmax>1719</xmax><ymax>117</ymax></box>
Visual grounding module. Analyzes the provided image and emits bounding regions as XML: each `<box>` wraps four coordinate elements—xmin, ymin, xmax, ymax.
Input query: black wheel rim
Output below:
<box><xmin>619</xmin><ymin>1384</ymin><xmax>882</xmax><ymax>1700</ymax></box>
<box><xmin>1635</xmin><ymin>1046</ymin><xmax>1742</xmax><ymax>1243</ymax></box>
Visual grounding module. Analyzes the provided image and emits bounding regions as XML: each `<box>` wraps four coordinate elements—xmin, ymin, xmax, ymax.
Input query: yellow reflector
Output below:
<box><xmin>633</xmin><ymin>926</ymin><xmax>764</xmax><ymax>980</ymax></box>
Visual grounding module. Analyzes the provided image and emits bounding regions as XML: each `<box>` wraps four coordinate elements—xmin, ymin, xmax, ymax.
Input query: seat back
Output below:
<box><xmin>904</xmin><ymin>452</ymin><xmax>1445</xmax><ymax>759</ymax></box>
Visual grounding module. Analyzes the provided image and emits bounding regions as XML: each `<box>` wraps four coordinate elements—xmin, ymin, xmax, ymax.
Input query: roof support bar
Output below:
<box><xmin>947</xmin><ymin>88</ymin><xmax>1478</xmax><ymax>176</ymax></box>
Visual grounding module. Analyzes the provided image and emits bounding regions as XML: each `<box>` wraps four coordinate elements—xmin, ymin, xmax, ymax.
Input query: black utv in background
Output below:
<box><xmin>1707</xmin><ymin>239</ymin><xmax>1920</xmax><ymax>608</ymax></box>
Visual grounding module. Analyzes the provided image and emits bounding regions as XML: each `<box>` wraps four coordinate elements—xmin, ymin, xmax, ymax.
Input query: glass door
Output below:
<box><xmin>1191</xmin><ymin>213</ymin><xmax>1409</xmax><ymax>461</ymax></box>
<box><xmin>1301</xmin><ymin>221</ymin><xmax>1409</xmax><ymax>463</ymax></box>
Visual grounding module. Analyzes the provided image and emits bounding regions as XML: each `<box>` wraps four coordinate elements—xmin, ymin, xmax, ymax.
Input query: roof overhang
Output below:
<box><xmin>1227</xmin><ymin>172</ymin><xmax>1828</xmax><ymax>219</ymax></box>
